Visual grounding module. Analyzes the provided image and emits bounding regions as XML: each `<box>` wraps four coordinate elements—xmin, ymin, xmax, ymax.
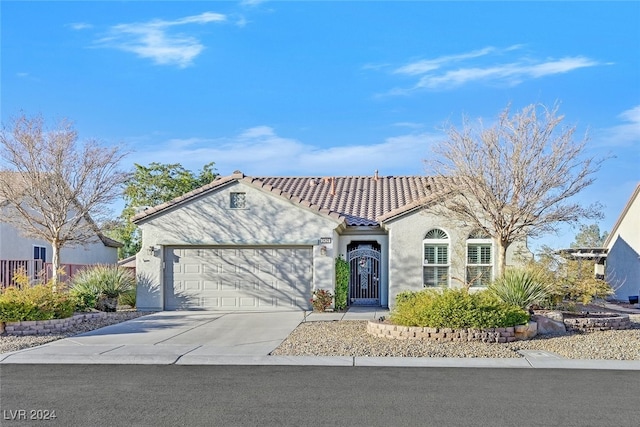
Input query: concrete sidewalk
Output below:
<box><xmin>1</xmin><ymin>307</ymin><xmax>639</xmax><ymax>369</ymax></box>
<box><xmin>303</xmin><ymin>306</ymin><xmax>390</xmax><ymax>322</ymax></box>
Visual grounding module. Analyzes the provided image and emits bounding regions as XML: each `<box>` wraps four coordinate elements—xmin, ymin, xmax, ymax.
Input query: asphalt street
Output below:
<box><xmin>1</xmin><ymin>364</ymin><xmax>639</xmax><ymax>427</ymax></box>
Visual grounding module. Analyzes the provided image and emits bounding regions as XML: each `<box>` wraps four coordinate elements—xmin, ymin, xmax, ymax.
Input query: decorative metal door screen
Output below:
<box><xmin>347</xmin><ymin>244</ymin><xmax>381</xmax><ymax>305</ymax></box>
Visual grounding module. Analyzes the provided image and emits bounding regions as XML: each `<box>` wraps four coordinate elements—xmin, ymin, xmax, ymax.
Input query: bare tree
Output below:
<box><xmin>0</xmin><ymin>113</ymin><xmax>129</xmax><ymax>283</ymax></box>
<box><xmin>425</xmin><ymin>103</ymin><xmax>604</xmax><ymax>277</ymax></box>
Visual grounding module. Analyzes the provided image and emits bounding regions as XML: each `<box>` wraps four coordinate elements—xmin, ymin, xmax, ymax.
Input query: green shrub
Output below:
<box><xmin>118</xmin><ymin>288</ymin><xmax>136</xmax><ymax>307</ymax></box>
<box><xmin>0</xmin><ymin>283</ymin><xmax>75</xmax><ymax>322</ymax></box>
<box><xmin>70</xmin><ymin>281</ymin><xmax>99</xmax><ymax>311</ymax></box>
<box><xmin>390</xmin><ymin>288</ymin><xmax>529</xmax><ymax>329</ymax></box>
<box><xmin>524</xmin><ymin>249</ymin><xmax>614</xmax><ymax>307</ymax></box>
<box><xmin>488</xmin><ymin>268</ymin><xmax>550</xmax><ymax>310</ymax></box>
<box><xmin>334</xmin><ymin>256</ymin><xmax>349</xmax><ymax>311</ymax></box>
<box><xmin>70</xmin><ymin>265</ymin><xmax>135</xmax><ymax>311</ymax></box>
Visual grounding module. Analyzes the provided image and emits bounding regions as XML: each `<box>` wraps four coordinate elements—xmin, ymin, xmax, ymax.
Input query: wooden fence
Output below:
<box><xmin>0</xmin><ymin>260</ymin><xmax>89</xmax><ymax>288</ymax></box>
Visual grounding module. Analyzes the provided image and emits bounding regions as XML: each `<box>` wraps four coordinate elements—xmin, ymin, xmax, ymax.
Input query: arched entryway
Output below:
<box><xmin>347</xmin><ymin>241</ymin><xmax>381</xmax><ymax>306</ymax></box>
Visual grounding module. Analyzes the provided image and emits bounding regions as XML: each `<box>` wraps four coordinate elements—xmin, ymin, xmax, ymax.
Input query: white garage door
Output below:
<box><xmin>164</xmin><ymin>247</ymin><xmax>313</xmax><ymax>311</ymax></box>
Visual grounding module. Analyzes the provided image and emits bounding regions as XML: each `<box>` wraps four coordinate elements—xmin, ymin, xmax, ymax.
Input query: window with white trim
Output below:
<box><xmin>423</xmin><ymin>229</ymin><xmax>449</xmax><ymax>287</ymax></box>
<box><xmin>466</xmin><ymin>229</ymin><xmax>493</xmax><ymax>287</ymax></box>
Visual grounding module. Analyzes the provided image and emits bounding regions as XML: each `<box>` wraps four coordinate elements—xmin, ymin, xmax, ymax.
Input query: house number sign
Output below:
<box><xmin>320</xmin><ymin>237</ymin><xmax>332</xmax><ymax>244</ymax></box>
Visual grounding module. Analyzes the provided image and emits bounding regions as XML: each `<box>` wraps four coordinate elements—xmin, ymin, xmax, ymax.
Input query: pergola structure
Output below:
<box><xmin>555</xmin><ymin>248</ymin><xmax>608</xmax><ymax>279</ymax></box>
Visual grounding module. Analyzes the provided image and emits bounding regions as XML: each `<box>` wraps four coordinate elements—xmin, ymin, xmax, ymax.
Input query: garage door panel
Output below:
<box><xmin>202</xmin><ymin>280</ymin><xmax>220</xmax><ymax>291</ymax></box>
<box><xmin>183</xmin><ymin>264</ymin><xmax>201</xmax><ymax>274</ymax></box>
<box><xmin>165</xmin><ymin>246</ymin><xmax>313</xmax><ymax>310</ymax></box>
<box><xmin>221</xmin><ymin>297</ymin><xmax>239</xmax><ymax>307</ymax></box>
<box><xmin>201</xmin><ymin>297</ymin><xmax>219</xmax><ymax>307</ymax></box>
<box><xmin>183</xmin><ymin>280</ymin><xmax>201</xmax><ymax>291</ymax></box>
<box><xmin>219</xmin><ymin>280</ymin><xmax>240</xmax><ymax>291</ymax></box>
<box><xmin>239</xmin><ymin>297</ymin><xmax>257</xmax><ymax>307</ymax></box>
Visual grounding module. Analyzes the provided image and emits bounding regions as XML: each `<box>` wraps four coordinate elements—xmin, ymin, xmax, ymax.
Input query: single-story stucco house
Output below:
<box><xmin>132</xmin><ymin>171</ymin><xmax>530</xmax><ymax>312</ymax></box>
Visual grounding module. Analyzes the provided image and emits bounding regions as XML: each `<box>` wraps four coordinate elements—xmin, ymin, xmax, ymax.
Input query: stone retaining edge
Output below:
<box><xmin>366</xmin><ymin>321</ymin><xmax>538</xmax><ymax>343</ymax></box>
<box><xmin>0</xmin><ymin>312</ymin><xmax>109</xmax><ymax>336</ymax></box>
<box><xmin>563</xmin><ymin>313</ymin><xmax>631</xmax><ymax>332</ymax></box>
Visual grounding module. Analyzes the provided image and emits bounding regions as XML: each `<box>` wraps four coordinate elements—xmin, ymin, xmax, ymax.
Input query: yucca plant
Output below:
<box><xmin>71</xmin><ymin>265</ymin><xmax>135</xmax><ymax>311</ymax></box>
<box><xmin>70</xmin><ymin>280</ymin><xmax>100</xmax><ymax>311</ymax></box>
<box><xmin>488</xmin><ymin>268</ymin><xmax>550</xmax><ymax>310</ymax></box>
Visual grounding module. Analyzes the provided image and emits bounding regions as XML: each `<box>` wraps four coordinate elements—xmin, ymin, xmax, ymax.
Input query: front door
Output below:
<box><xmin>347</xmin><ymin>242</ymin><xmax>381</xmax><ymax>306</ymax></box>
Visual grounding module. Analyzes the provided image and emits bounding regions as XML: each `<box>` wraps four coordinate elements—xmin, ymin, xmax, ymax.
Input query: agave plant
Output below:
<box><xmin>488</xmin><ymin>268</ymin><xmax>550</xmax><ymax>310</ymax></box>
<box><xmin>71</xmin><ymin>265</ymin><xmax>135</xmax><ymax>311</ymax></box>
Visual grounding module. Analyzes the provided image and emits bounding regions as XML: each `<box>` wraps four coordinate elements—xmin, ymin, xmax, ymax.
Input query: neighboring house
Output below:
<box><xmin>604</xmin><ymin>183</ymin><xmax>640</xmax><ymax>301</ymax></box>
<box><xmin>0</xmin><ymin>217</ymin><xmax>121</xmax><ymax>285</ymax></box>
<box><xmin>133</xmin><ymin>171</ymin><xmax>531</xmax><ymax>312</ymax></box>
<box><xmin>0</xmin><ymin>173</ymin><xmax>122</xmax><ymax>285</ymax></box>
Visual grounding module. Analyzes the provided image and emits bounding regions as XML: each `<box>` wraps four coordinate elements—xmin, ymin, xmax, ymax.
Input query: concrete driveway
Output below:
<box><xmin>0</xmin><ymin>311</ymin><xmax>306</xmax><ymax>365</ymax></box>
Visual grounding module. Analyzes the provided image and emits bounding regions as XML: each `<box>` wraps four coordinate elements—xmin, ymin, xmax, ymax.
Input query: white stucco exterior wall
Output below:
<box><xmin>0</xmin><ymin>213</ymin><xmax>117</xmax><ymax>265</ymax></box>
<box><xmin>605</xmin><ymin>187</ymin><xmax>640</xmax><ymax>300</ymax></box>
<box><xmin>383</xmin><ymin>208</ymin><xmax>530</xmax><ymax>308</ymax></box>
<box><xmin>134</xmin><ymin>181</ymin><xmax>342</xmax><ymax>311</ymax></box>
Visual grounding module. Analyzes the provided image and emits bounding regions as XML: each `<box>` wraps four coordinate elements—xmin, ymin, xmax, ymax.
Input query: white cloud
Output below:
<box><xmin>393</xmin><ymin>46</ymin><xmax>500</xmax><ymax>75</ymax></box>
<box><xmin>414</xmin><ymin>57</ymin><xmax>599</xmax><ymax>90</ymax></box>
<box><xmin>385</xmin><ymin>46</ymin><xmax>602</xmax><ymax>92</ymax></box>
<box><xmin>593</xmin><ymin>105</ymin><xmax>640</xmax><ymax>149</ymax></box>
<box><xmin>69</xmin><ymin>22</ymin><xmax>93</xmax><ymax>30</ymax></box>
<box><xmin>95</xmin><ymin>12</ymin><xmax>226</xmax><ymax>68</ymax></box>
<box><xmin>129</xmin><ymin>127</ymin><xmax>436</xmax><ymax>177</ymax></box>
<box><xmin>240</xmin><ymin>0</ymin><xmax>268</xmax><ymax>6</ymax></box>
<box><xmin>392</xmin><ymin>122</ymin><xmax>424</xmax><ymax>129</ymax></box>
<box><xmin>619</xmin><ymin>105</ymin><xmax>640</xmax><ymax>124</ymax></box>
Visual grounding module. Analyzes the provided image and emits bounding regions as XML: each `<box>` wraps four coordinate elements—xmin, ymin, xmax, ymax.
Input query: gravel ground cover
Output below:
<box><xmin>271</xmin><ymin>316</ymin><xmax>640</xmax><ymax>360</ymax></box>
<box><xmin>2</xmin><ymin>311</ymin><xmax>639</xmax><ymax>360</ymax></box>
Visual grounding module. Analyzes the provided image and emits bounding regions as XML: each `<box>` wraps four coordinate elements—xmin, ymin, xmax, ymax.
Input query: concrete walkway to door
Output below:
<box><xmin>0</xmin><ymin>311</ymin><xmax>306</xmax><ymax>365</ymax></box>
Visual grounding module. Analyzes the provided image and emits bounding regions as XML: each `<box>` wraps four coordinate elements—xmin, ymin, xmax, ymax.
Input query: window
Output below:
<box><xmin>33</xmin><ymin>246</ymin><xmax>46</xmax><ymax>276</ymax></box>
<box><xmin>466</xmin><ymin>229</ymin><xmax>492</xmax><ymax>287</ymax></box>
<box><xmin>230</xmin><ymin>192</ymin><xmax>246</xmax><ymax>209</ymax></box>
<box><xmin>423</xmin><ymin>229</ymin><xmax>449</xmax><ymax>287</ymax></box>
<box><xmin>33</xmin><ymin>246</ymin><xmax>46</xmax><ymax>262</ymax></box>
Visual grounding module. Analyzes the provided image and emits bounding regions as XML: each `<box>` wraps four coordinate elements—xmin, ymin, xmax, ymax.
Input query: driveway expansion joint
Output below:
<box><xmin>100</xmin><ymin>345</ymin><xmax>125</xmax><ymax>355</ymax></box>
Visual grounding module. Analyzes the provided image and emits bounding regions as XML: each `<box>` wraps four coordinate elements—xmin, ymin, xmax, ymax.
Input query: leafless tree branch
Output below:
<box><xmin>0</xmin><ymin>113</ymin><xmax>129</xmax><ymax>282</ymax></box>
<box><xmin>424</xmin><ymin>103</ymin><xmax>605</xmax><ymax>276</ymax></box>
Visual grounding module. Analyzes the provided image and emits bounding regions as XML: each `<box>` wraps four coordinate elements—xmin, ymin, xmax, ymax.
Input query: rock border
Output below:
<box><xmin>366</xmin><ymin>320</ymin><xmax>537</xmax><ymax>343</ymax></box>
<box><xmin>0</xmin><ymin>312</ymin><xmax>109</xmax><ymax>336</ymax></box>
<box><xmin>562</xmin><ymin>313</ymin><xmax>631</xmax><ymax>332</ymax></box>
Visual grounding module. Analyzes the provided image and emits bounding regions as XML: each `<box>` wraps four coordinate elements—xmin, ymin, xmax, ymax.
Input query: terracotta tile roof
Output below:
<box><xmin>253</xmin><ymin>175</ymin><xmax>450</xmax><ymax>226</ymax></box>
<box><xmin>132</xmin><ymin>171</ymin><xmax>454</xmax><ymax>227</ymax></box>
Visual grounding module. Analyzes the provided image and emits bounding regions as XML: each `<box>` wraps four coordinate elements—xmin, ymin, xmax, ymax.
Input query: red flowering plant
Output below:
<box><xmin>310</xmin><ymin>289</ymin><xmax>333</xmax><ymax>312</ymax></box>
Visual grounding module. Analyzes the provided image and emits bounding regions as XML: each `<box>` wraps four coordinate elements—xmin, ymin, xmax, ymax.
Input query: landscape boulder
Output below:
<box><xmin>532</xmin><ymin>314</ymin><xmax>567</xmax><ymax>334</ymax></box>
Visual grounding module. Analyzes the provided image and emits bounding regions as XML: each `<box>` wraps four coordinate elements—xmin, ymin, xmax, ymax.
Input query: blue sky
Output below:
<box><xmin>2</xmin><ymin>1</ymin><xmax>639</xmax><ymax>251</ymax></box>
